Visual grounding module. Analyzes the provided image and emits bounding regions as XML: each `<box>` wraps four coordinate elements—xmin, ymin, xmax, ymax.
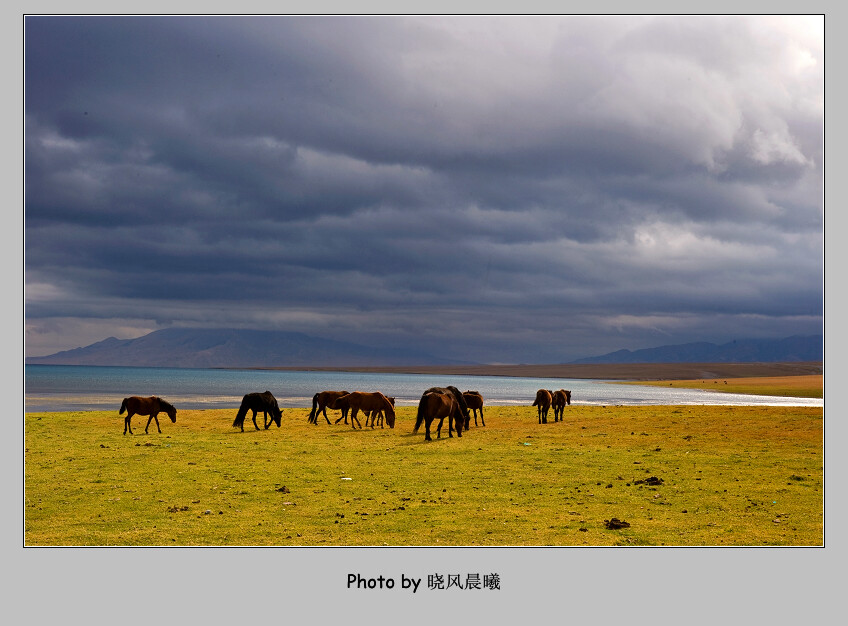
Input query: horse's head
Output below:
<box><xmin>385</xmin><ymin>405</ymin><xmax>396</xmax><ymax>429</ymax></box>
<box><xmin>161</xmin><ymin>401</ymin><xmax>177</xmax><ymax>422</ymax></box>
<box><xmin>266</xmin><ymin>406</ymin><xmax>283</xmax><ymax>429</ymax></box>
<box><xmin>452</xmin><ymin>402</ymin><xmax>463</xmax><ymax>437</ymax></box>
<box><xmin>565</xmin><ymin>390</ymin><xmax>572</xmax><ymax>405</ymax></box>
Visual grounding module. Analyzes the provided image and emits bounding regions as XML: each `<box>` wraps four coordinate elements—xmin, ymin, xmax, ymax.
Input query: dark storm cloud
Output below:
<box><xmin>25</xmin><ymin>16</ymin><xmax>823</xmax><ymax>361</ymax></box>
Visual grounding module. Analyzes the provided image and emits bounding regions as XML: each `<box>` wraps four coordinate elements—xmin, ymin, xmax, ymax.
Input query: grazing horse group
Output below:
<box><xmin>307</xmin><ymin>390</ymin><xmax>395</xmax><ymax>429</ymax></box>
<box><xmin>117</xmin><ymin>384</ymin><xmax>574</xmax><ymax>437</ymax></box>
<box><xmin>533</xmin><ymin>388</ymin><xmax>572</xmax><ymax>423</ymax></box>
<box><xmin>333</xmin><ymin>392</ymin><xmax>396</xmax><ymax>429</ymax></box>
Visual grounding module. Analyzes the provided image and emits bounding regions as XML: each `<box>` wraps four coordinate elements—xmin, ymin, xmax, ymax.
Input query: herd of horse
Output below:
<box><xmin>117</xmin><ymin>387</ymin><xmax>571</xmax><ymax>440</ymax></box>
<box><xmin>532</xmin><ymin>388</ymin><xmax>572</xmax><ymax>424</ymax></box>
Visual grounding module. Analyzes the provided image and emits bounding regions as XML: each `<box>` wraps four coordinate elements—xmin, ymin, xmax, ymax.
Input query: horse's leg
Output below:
<box><xmin>424</xmin><ymin>417</ymin><xmax>432</xmax><ymax>441</ymax></box>
<box><xmin>350</xmin><ymin>408</ymin><xmax>361</xmax><ymax>429</ymax></box>
<box><xmin>124</xmin><ymin>413</ymin><xmax>133</xmax><ymax>435</ymax></box>
<box><xmin>321</xmin><ymin>406</ymin><xmax>331</xmax><ymax>425</ymax></box>
<box><xmin>437</xmin><ymin>417</ymin><xmax>445</xmax><ymax>439</ymax></box>
<box><xmin>480</xmin><ymin>407</ymin><xmax>485</xmax><ymax>427</ymax></box>
<box><xmin>154</xmin><ymin>414</ymin><xmax>161</xmax><ymax>433</ymax></box>
<box><xmin>145</xmin><ymin>414</ymin><xmax>154</xmax><ymax>434</ymax></box>
<box><xmin>251</xmin><ymin>410</ymin><xmax>260</xmax><ymax>431</ymax></box>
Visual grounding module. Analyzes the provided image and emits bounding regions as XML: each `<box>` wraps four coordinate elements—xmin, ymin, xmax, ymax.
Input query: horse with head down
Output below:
<box><xmin>333</xmin><ymin>392</ymin><xmax>396</xmax><ymax>430</ymax></box>
<box><xmin>365</xmin><ymin>396</ymin><xmax>395</xmax><ymax>429</ymax></box>
<box><xmin>532</xmin><ymin>389</ymin><xmax>553</xmax><ymax>424</ymax></box>
<box><xmin>413</xmin><ymin>390</ymin><xmax>463</xmax><ymax>441</ymax></box>
<box><xmin>416</xmin><ymin>386</ymin><xmax>469</xmax><ymax>431</ymax></box>
<box><xmin>551</xmin><ymin>389</ymin><xmax>572</xmax><ymax>422</ymax></box>
<box><xmin>307</xmin><ymin>390</ymin><xmax>350</xmax><ymax>425</ymax></box>
<box><xmin>232</xmin><ymin>391</ymin><xmax>283</xmax><ymax>432</ymax></box>
<box><xmin>119</xmin><ymin>396</ymin><xmax>177</xmax><ymax>435</ymax></box>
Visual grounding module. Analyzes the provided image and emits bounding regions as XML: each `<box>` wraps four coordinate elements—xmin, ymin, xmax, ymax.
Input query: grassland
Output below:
<box><xmin>25</xmin><ymin>401</ymin><xmax>823</xmax><ymax>546</ymax></box>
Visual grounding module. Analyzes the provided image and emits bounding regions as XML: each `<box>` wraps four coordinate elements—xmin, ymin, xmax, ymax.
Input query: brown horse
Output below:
<box><xmin>551</xmin><ymin>389</ymin><xmax>572</xmax><ymax>422</ymax></box>
<box><xmin>365</xmin><ymin>396</ymin><xmax>395</xmax><ymax>429</ymax></box>
<box><xmin>462</xmin><ymin>391</ymin><xmax>485</xmax><ymax>428</ymax></box>
<box><xmin>413</xmin><ymin>391</ymin><xmax>462</xmax><ymax>441</ymax></box>
<box><xmin>532</xmin><ymin>389</ymin><xmax>553</xmax><ymax>424</ymax></box>
<box><xmin>307</xmin><ymin>390</ymin><xmax>350</xmax><ymax>425</ymax></box>
<box><xmin>333</xmin><ymin>392</ymin><xmax>396</xmax><ymax>429</ymax></box>
<box><xmin>119</xmin><ymin>396</ymin><xmax>177</xmax><ymax>435</ymax></box>
<box><xmin>416</xmin><ymin>386</ymin><xmax>469</xmax><ymax>429</ymax></box>
<box><xmin>232</xmin><ymin>391</ymin><xmax>283</xmax><ymax>432</ymax></box>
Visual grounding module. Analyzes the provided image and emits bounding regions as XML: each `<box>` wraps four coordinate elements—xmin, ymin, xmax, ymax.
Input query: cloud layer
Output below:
<box><xmin>25</xmin><ymin>16</ymin><xmax>823</xmax><ymax>362</ymax></box>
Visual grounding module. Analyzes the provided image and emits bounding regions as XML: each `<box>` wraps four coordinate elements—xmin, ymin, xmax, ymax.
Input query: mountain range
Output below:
<box><xmin>25</xmin><ymin>328</ymin><xmax>823</xmax><ymax>368</ymax></box>
<box><xmin>25</xmin><ymin>328</ymin><xmax>466</xmax><ymax>368</ymax></box>
<box><xmin>569</xmin><ymin>334</ymin><xmax>822</xmax><ymax>364</ymax></box>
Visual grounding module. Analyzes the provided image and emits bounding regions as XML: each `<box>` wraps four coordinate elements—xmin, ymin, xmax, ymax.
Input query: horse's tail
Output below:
<box><xmin>119</xmin><ymin>398</ymin><xmax>127</xmax><ymax>414</ymax></box>
<box><xmin>233</xmin><ymin>402</ymin><xmax>248</xmax><ymax>428</ymax></box>
<box><xmin>413</xmin><ymin>395</ymin><xmax>427</xmax><ymax>433</ymax></box>
<box><xmin>308</xmin><ymin>393</ymin><xmax>319</xmax><ymax>422</ymax></box>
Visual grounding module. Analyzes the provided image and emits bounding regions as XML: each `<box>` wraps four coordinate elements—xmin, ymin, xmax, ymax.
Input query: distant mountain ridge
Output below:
<box><xmin>26</xmin><ymin>329</ymin><xmax>823</xmax><ymax>369</ymax></box>
<box><xmin>26</xmin><ymin>328</ymin><xmax>468</xmax><ymax>368</ymax></box>
<box><xmin>570</xmin><ymin>334</ymin><xmax>822</xmax><ymax>364</ymax></box>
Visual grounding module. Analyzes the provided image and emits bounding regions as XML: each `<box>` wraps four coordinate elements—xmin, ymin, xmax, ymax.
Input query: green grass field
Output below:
<box><xmin>25</xmin><ymin>402</ymin><xmax>823</xmax><ymax>546</ymax></box>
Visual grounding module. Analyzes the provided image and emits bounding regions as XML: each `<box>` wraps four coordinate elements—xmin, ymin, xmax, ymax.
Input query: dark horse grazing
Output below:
<box><xmin>333</xmin><ymin>392</ymin><xmax>396</xmax><ymax>429</ymax></box>
<box><xmin>307</xmin><ymin>390</ymin><xmax>350</xmax><ymax>425</ymax></box>
<box><xmin>551</xmin><ymin>389</ymin><xmax>572</xmax><ymax>422</ymax></box>
<box><xmin>415</xmin><ymin>385</ymin><xmax>469</xmax><ymax>433</ymax></box>
<box><xmin>532</xmin><ymin>389</ymin><xmax>553</xmax><ymax>424</ymax></box>
<box><xmin>119</xmin><ymin>396</ymin><xmax>177</xmax><ymax>435</ymax></box>
<box><xmin>413</xmin><ymin>390</ymin><xmax>463</xmax><ymax>441</ymax></box>
<box><xmin>232</xmin><ymin>391</ymin><xmax>283</xmax><ymax>432</ymax></box>
<box><xmin>462</xmin><ymin>391</ymin><xmax>485</xmax><ymax>428</ymax></box>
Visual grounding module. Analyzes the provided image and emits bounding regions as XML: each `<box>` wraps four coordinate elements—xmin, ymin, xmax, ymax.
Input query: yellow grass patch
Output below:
<box><xmin>25</xmin><ymin>404</ymin><xmax>823</xmax><ymax>546</ymax></box>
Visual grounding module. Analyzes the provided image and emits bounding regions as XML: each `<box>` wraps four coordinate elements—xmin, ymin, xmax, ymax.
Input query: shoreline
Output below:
<box><xmin>252</xmin><ymin>361</ymin><xmax>823</xmax><ymax>381</ymax></box>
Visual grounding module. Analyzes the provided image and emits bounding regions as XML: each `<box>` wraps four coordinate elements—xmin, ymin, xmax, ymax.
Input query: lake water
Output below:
<box><xmin>24</xmin><ymin>364</ymin><xmax>823</xmax><ymax>413</ymax></box>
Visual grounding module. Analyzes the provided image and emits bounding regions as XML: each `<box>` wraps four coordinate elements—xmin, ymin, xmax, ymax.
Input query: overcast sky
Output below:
<box><xmin>24</xmin><ymin>15</ymin><xmax>823</xmax><ymax>363</ymax></box>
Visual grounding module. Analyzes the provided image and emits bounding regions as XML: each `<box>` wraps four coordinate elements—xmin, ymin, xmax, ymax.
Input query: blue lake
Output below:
<box><xmin>24</xmin><ymin>364</ymin><xmax>823</xmax><ymax>412</ymax></box>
